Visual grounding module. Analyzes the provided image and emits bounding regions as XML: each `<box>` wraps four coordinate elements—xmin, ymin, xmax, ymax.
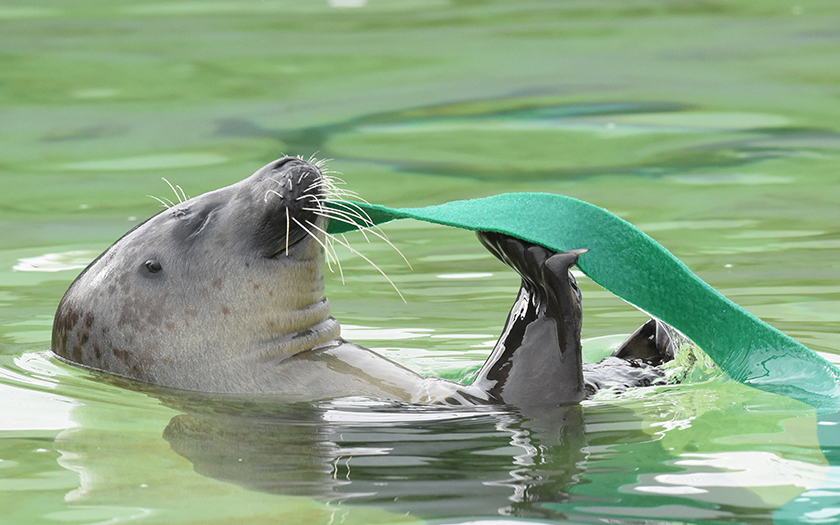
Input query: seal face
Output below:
<box><xmin>53</xmin><ymin>157</ymin><xmax>340</xmax><ymax>392</ymax></box>
<box><xmin>52</xmin><ymin>157</ymin><xmax>675</xmax><ymax>405</ymax></box>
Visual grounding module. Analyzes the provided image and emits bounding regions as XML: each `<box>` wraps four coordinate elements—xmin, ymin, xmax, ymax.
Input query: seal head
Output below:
<box><xmin>52</xmin><ymin>157</ymin><xmax>339</xmax><ymax>392</ymax></box>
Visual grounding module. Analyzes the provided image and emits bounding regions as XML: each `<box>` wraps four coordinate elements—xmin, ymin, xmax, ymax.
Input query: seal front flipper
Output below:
<box><xmin>579</xmin><ymin>319</ymin><xmax>676</xmax><ymax>397</ymax></box>
<box><xmin>611</xmin><ymin>318</ymin><xmax>674</xmax><ymax>366</ymax></box>
<box><xmin>467</xmin><ymin>231</ymin><xmax>587</xmax><ymax>406</ymax></box>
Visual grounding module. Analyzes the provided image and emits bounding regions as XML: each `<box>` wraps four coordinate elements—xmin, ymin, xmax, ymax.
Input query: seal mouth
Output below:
<box><xmin>265</xmin><ymin>221</ymin><xmax>319</xmax><ymax>259</ymax></box>
<box><xmin>257</xmin><ymin>157</ymin><xmax>328</xmax><ymax>259</ymax></box>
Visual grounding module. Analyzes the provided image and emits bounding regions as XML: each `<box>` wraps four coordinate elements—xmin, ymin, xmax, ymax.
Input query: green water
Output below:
<box><xmin>3</xmin><ymin>1</ymin><xmax>840</xmax><ymax>523</ymax></box>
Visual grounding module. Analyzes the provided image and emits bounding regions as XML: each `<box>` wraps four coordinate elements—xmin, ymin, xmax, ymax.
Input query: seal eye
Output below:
<box><xmin>144</xmin><ymin>259</ymin><xmax>162</xmax><ymax>274</ymax></box>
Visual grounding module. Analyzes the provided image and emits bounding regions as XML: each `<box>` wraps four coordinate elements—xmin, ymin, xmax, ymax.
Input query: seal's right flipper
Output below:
<box><xmin>467</xmin><ymin>231</ymin><xmax>587</xmax><ymax>407</ymax></box>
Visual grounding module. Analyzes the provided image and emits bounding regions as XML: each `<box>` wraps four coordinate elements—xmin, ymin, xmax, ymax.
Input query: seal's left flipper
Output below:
<box><xmin>612</xmin><ymin>318</ymin><xmax>675</xmax><ymax>366</ymax></box>
<box><xmin>580</xmin><ymin>319</ymin><xmax>677</xmax><ymax>397</ymax></box>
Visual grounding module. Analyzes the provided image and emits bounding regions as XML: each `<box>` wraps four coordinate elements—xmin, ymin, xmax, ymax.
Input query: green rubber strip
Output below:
<box><xmin>327</xmin><ymin>193</ymin><xmax>840</xmax><ymax>409</ymax></box>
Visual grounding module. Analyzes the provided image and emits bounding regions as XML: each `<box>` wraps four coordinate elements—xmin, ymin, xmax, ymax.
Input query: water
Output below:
<box><xmin>2</xmin><ymin>1</ymin><xmax>840</xmax><ymax>523</ymax></box>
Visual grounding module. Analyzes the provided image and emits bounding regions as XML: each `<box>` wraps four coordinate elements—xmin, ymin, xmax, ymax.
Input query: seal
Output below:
<box><xmin>52</xmin><ymin>157</ymin><xmax>674</xmax><ymax>406</ymax></box>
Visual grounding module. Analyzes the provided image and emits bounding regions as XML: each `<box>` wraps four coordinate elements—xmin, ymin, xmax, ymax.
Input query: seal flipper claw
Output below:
<box><xmin>469</xmin><ymin>231</ymin><xmax>587</xmax><ymax>406</ymax></box>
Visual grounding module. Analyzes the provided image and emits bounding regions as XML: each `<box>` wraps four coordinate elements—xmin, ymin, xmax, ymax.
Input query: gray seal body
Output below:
<box><xmin>52</xmin><ymin>157</ymin><xmax>673</xmax><ymax>406</ymax></box>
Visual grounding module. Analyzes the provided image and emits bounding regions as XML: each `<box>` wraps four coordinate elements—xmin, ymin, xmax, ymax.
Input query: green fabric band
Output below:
<box><xmin>327</xmin><ymin>193</ymin><xmax>840</xmax><ymax>409</ymax></box>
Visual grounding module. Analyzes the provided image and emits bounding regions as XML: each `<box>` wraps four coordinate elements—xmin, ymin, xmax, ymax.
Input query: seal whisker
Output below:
<box><xmin>291</xmin><ymin>217</ymin><xmax>342</xmax><ymax>275</ymax></box>
<box><xmin>299</xmin><ymin>158</ymin><xmax>358</xmax><ymax>200</ymax></box>
<box><xmin>304</xmin><ymin>219</ymin><xmax>406</xmax><ymax>303</ymax></box>
<box><xmin>307</xmin><ymin>206</ymin><xmax>376</xmax><ymax>239</ymax></box>
<box><xmin>304</xmin><ymin>206</ymin><xmax>373</xmax><ymax>243</ymax></box>
<box><xmin>303</xmin><ymin>153</ymin><xmax>332</xmax><ymax>169</ymax></box>
<box><xmin>301</xmin><ymin>157</ymin><xmax>412</xmax><ymax>279</ymax></box>
<box><xmin>301</xmin><ymin>180</ymin><xmax>326</xmax><ymax>197</ymax></box>
<box><xmin>305</xmin><ymin>196</ymin><xmax>373</xmax><ymax>233</ymax></box>
<box><xmin>300</xmin><ymin>202</ymin><xmax>361</xmax><ymax>249</ymax></box>
<box><xmin>147</xmin><ymin>195</ymin><xmax>174</xmax><ymax>209</ymax></box>
<box><xmin>318</xmin><ymin>178</ymin><xmax>373</xmax><ymax>211</ymax></box>
<box><xmin>298</xmin><ymin>153</ymin><xmax>318</xmax><ymax>165</ymax></box>
<box><xmin>326</xmin><ymin>188</ymin><xmax>367</xmax><ymax>203</ymax></box>
<box><xmin>318</xmin><ymin>174</ymin><xmax>355</xmax><ymax>193</ymax></box>
<box><xmin>319</xmin><ymin>201</ymin><xmax>412</xmax><ymax>270</ymax></box>
<box><xmin>319</xmin><ymin>172</ymin><xmax>345</xmax><ymax>185</ymax></box>
<box><xmin>264</xmin><ymin>189</ymin><xmax>284</xmax><ymax>203</ymax></box>
<box><xmin>325</xmin><ymin>236</ymin><xmax>345</xmax><ymax>284</ymax></box>
<box><xmin>322</xmin><ymin>199</ymin><xmax>375</xmax><ymax>227</ymax></box>
<box><xmin>322</xmin><ymin>242</ymin><xmax>335</xmax><ymax>274</ymax></box>
<box><xmin>321</xmin><ymin>179</ymin><xmax>365</xmax><ymax>201</ymax></box>
<box><xmin>320</xmin><ymin>175</ymin><xmax>352</xmax><ymax>189</ymax></box>
<box><xmin>285</xmin><ymin>207</ymin><xmax>290</xmax><ymax>256</ymax></box>
<box><xmin>320</xmin><ymin>205</ymin><xmax>373</xmax><ymax>233</ymax></box>
<box><xmin>311</xmin><ymin>155</ymin><xmax>332</xmax><ymax>168</ymax></box>
<box><xmin>161</xmin><ymin>177</ymin><xmax>185</xmax><ymax>204</ymax></box>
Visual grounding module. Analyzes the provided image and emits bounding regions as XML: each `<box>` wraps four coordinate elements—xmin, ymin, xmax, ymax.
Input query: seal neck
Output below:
<box><xmin>255</xmin><ymin>316</ymin><xmax>342</xmax><ymax>360</ymax></box>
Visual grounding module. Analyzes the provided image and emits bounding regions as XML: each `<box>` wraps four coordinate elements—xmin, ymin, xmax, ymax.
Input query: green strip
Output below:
<box><xmin>327</xmin><ymin>193</ymin><xmax>840</xmax><ymax>409</ymax></box>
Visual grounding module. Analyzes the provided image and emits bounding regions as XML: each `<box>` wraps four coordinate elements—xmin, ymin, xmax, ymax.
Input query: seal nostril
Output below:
<box><xmin>270</xmin><ymin>157</ymin><xmax>297</xmax><ymax>171</ymax></box>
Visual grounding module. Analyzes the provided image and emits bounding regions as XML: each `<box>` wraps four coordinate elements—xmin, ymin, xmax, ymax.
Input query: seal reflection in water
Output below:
<box><xmin>52</xmin><ymin>157</ymin><xmax>675</xmax><ymax>406</ymax></box>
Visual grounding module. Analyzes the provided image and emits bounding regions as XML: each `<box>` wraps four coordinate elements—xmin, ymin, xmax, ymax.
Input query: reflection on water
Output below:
<box><xmin>75</xmin><ymin>382</ymin><xmax>814</xmax><ymax>523</ymax></box>
<box><xmin>161</xmin><ymin>397</ymin><xmax>590</xmax><ymax>519</ymax></box>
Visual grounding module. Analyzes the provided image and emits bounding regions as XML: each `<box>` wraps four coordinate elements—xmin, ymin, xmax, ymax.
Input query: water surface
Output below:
<box><xmin>2</xmin><ymin>1</ymin><xmax>840</xmax><ymax>523</ymax></box>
